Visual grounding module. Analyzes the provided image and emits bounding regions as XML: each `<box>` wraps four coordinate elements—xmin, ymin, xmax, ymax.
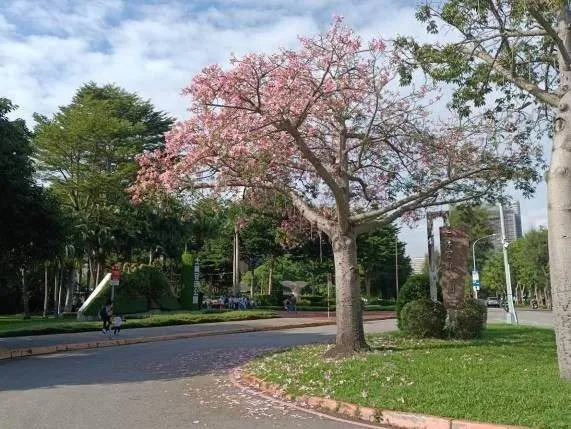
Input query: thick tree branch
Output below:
<box><xmin>349</xmin><ymin>166</ymin><xmax>491</xmax><ymax>225</ymax></box>
<box><xmin>460</xmin><ymin>45</ymin><xmax>560</xmax><ymax>107</ymax></box>
<box><xmin>354</xmin><ymin>189</ymin><xmax>490</xmax><ymax>235</ymax></box>
<box><xmin>528</xmin><ymin>5</ymin><xmax>571</xmax><ymax>70</ymax></box>
<box><xmin>280</xmin><ymin>121</ymin><xmax>351</xmax><ymax>229</ymax></box>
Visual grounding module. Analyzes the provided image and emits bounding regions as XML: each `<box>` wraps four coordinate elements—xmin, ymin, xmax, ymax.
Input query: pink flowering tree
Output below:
<box><xmin>132</xmin><ymin>19</ymin><xmax>543</xmax><ymax>356</ymax></box>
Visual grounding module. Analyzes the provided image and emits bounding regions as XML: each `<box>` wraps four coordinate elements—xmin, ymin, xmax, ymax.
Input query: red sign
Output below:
<box><xmin>111</xmin><ymin>265</ymin><xmax>121</xmax><ymax>281</ymax></box>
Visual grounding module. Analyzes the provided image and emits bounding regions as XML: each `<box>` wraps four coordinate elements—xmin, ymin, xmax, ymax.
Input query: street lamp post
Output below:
<box><xmin>499</xmin><ymin>203</ymin><xmax>518</xmax><ymax>324</ymax></box>
<box><xmin>471</xmin><ymin>234</ymin><xmax>496</xmax><ymax>300</ymax></box>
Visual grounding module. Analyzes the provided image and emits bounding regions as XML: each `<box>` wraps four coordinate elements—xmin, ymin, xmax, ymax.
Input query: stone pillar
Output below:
<box><xmin>440</xmin><ymin>227</ymin><xmax>469</xmax><ymax>326</ymax></box>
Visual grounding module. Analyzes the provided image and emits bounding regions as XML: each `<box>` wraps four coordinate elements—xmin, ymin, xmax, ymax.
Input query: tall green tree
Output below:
<box><xmin>33</xmin><ymin>84</ymin><xmax>173</xmax><ymax>287</ymax></box>
<box><xmin>449</xmin><ymin>204</ymin><xmax>495</xmax><ymax>288</ymax></box>
<box><xmin>400</xmin><ymin>0</ymin><xmax>571</xmax><ymax>379</ymax></box>
<box><xmin>0</xmin><ymin>98</ymin><xmax>64</xmax><ymax>316</ymax></box>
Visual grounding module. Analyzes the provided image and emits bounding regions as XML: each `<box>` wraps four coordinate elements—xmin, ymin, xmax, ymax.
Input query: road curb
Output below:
<box><xmin>232</xmin><ymin>369</ymin><xmax>528</xmax><ymax>429</ymax></box>
<box><xmin>0</xmin><ymin>315</ymin><xmax>394</xmax><ymax>360</ymax></box>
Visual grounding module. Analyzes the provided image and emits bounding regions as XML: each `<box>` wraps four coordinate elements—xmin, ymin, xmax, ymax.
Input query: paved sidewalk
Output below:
<box><xmin>0</xmin><ymin>312</ymin><xmax>395</xmax><ymax>360</ymax></box>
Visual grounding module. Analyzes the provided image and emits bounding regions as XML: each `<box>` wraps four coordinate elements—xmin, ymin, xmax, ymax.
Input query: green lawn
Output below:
<box><xmin>0</xmin><ymin>309</ymin><xmax>277</xmax><ymax>337</ymax></box>
<box><xmin>245</xmin><ymin>325</ymin><xmax>571</xmax><ymax>429</ymax></box>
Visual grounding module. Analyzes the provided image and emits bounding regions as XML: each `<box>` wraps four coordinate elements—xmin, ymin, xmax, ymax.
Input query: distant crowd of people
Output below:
<box><xmin>203</xmin><ymin>295</ymin><xmax>257</xmax><ymax>310</ymax></box>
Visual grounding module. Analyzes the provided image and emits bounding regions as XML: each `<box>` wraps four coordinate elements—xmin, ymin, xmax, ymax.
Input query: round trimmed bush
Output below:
<box><xmin>397</xmin><ymin>273</ymin><xmax>430</xmax><ymax>329</ymax></box>
<box><xmin>453</xmin><ymin>298</ymin><xmax>487</xmax><ymax>339</ymax></box>
<box><xmin>400</xmin><ymin>299</ymin><xmax>446</xmax><ymax>338</ymax></box>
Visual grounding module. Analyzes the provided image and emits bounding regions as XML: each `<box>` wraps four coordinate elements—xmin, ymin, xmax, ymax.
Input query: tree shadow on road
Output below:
<box><xmin>0</xmin><ymin>330</ymin><xmax>334</xmax><ymax>391</ymax></box>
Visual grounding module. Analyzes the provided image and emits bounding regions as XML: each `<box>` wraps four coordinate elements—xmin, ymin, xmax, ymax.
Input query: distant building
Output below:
<box><xmin>410</xmin><ymin>257</ymin><xmax>425</xmax><ymax>274</ymax></box>
<box><xmin>486</xmin><ymin>202</ymin><xmax>523</xmax><ymax>249</ymax></box>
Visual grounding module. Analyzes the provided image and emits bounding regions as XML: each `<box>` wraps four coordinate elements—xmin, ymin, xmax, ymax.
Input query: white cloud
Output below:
<box><xmin>0</xmin><ymin>0</ymin><xmax>549</xmax><ymax>256</ymax></box>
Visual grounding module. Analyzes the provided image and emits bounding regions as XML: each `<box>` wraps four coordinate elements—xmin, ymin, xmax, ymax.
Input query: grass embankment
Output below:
<box><xmin>0</xmin><ymin>310</ymin><xmax>277</xmax><ymax>337</ymax></box>
<box><xmin>245</xmin><ymin>325</ymin><xmax>570</xmax><ymax>429</ymax></box>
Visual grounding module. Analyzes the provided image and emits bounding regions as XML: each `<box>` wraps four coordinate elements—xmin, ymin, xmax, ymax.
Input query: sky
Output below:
<box><xmin>0</xmin><ymin>0</ymin><xmax>549</xmax><ymax>257</ymax></box>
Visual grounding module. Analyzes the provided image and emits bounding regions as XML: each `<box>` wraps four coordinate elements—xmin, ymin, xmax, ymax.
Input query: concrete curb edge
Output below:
<box><xmin>232</xmin><ymin>369</ymin><xmax>529</xmax><ymax>429</ymax></box>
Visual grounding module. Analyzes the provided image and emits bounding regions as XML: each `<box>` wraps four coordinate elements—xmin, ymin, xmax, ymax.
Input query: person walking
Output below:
<box><xmin>100</xmin><ymin>300</ymin><xmax>113</xmax><ymax>335</ymax></box>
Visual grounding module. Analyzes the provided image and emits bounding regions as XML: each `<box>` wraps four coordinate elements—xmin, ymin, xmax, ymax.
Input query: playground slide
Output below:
<box><xmin>76</xmin><ymin>273</ymin><xmax>111</xmax><ymax>320</ymax></box>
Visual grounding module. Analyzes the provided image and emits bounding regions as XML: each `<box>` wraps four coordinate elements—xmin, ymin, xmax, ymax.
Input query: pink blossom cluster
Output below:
<box><xmin>131</xmin><ymin>18</ymin><xmax>541</xmax><ymax>232</ymax></box>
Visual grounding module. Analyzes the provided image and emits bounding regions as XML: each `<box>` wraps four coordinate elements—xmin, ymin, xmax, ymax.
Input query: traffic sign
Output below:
<box><xmin>472</xmin><ymin>270</ymin><xmax>480</xmax><ymax>290</ymax></box>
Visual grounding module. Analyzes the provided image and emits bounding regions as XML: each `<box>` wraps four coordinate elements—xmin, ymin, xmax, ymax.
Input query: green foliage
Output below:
<box><xmin>400</xmin><ymin>299</ymin><xmax>446</xmax><ymax>338</ymax></box>
<box><xmin>453</xmin><ymin>299</ymin><xmax>487</xmax><ymax>339</ymax></box>
<box><xmin>480</xmin><ymin>251</ymin><xmax>506</xmax><ymax>293</ymax></box>
<box><xmin>357</xmin><ymin>225</ymin><xmax>412</xmax><ymax>298</ymax></box>
<box><xmin>449</xmin><ymin>204</ymin><xmax>495</xmax><ymax>270</ymax></box>
<box><xmin>114</xmin><ymin>296</ymin><xmax>148</xmax><ymax>315</ymax></box>
<box><xmin>157</xmin><ymin>296</ymin><xmax>182</xmax><ymax>311</ymax></box>
<box><xmin>0</xmin><ymin>99</ymin><xmax>65</xmax><ymax>305</ymax></box>
<box><xmin>396</xmin><ymin>273</ymin><xmax>431</xmax><ymax>329</ymax></box>
<box><xmin>121</xmin><ymin>266</ymin><xmax>170</xmax><ymax>304</ymax></box>
<box><xmin>269</xmin><ymin>281</ymin><xmax>284</xmax><ymax>306</ymax></box>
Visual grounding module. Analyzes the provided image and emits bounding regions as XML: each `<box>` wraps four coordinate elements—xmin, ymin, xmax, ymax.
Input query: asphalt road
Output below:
<box><xmin>0</xmin><ymin>310</ymin><xmax>553</xmax><ymax>429</ymax></box>
<box><xmin>487</xmin><ymin>307</ymin><xmax>553</xmax><ymax>327</ymax></box>
<box><xmin>0</xmin><ymin>319</ymin><xmax>396</xmax><ymax>429</ymax></box>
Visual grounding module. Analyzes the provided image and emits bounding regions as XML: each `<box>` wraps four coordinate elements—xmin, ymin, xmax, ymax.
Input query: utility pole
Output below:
<box><xmin>499</xmin><ymin>203</ymin><xmax>518</xmax><ymax>324</ymax></box>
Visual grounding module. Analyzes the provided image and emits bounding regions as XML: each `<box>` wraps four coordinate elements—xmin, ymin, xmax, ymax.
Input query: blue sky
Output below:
<box><xmin>0</xmin><ymin>0</ymin><xmax>548</xmax><ymax>257</ymax></box>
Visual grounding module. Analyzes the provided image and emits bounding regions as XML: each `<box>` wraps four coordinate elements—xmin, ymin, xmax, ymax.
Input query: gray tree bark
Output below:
<box><xmin>549</xmin><ymin>7</ymin><xmax>571</xmax><ymax>379</ymax></box>
<box><xmin>325</xmin><ymin>231</ymin><xmax>367</xmax><ymax>357</ymax></box>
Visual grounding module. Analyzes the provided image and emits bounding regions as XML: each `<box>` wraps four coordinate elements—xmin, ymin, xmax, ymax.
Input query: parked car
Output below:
<box><xmin>486</xmin><ymin>297</ymin><xmax>501</xmax><ymax>307</ymax></box>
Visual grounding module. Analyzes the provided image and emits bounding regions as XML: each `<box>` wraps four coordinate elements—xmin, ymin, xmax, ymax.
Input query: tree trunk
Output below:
<box><xmin>324</xmin><ymin>232</ymin><xmax>367</xmax><ymax>357</ymax></box>
<box><xmin>21</xmin><ymin>267</ymin><xmax>30</xmax><ymax>318</ymax></box>
<box><xmin>548</xmin><ymin>7</ymin><xmax>571</xmax><ymax>379</ymax></box>
<box><xmin>64</xmin><ymin>267</ymin><xmax>75</xmax><ymax>312</ymax></box>
<box><xmin>95</xmin><ymin>260</ymin><xmax>101</xmax><ymax>287</ymax></box>
<box><xmin>268</xmin><ymin>257</ymin><xmax>274</xmax><ymax>295</ymax></box>
<box><xmin>88</xmin><ymin>256</ymin><xmax>94</xmax><ymax>290</ymax></box>
<box><xmin>43</xmin><ymin>263</ymin><xmax>49</xmax><ymax>317</ymax></box>
<box><xmin>57</xmin><ymin>266</ymin><xmax>63</xmax><ymax>317</ymax></box>
<box><xmin>53</xmin><ymin>270</ymin><xmax>59</xmax><ymax>317</ymax></box>
<box><xmin>365</xmin><ymin>277</ymin><xmax>371</xmax><ymax>297</ymax></box>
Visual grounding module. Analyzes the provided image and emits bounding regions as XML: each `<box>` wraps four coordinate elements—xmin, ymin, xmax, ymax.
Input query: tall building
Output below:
<box><xmin>410</xmin><ymin>257</ymin><xmax>425</xmax><ymax>274</ymax></box>
<box><xmin>486</xmin><ymin>202</ymin><xmax>523</xmax><ymax>249</ymax></box>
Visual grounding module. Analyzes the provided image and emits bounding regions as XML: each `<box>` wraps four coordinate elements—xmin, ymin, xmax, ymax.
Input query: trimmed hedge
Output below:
<box><xmin>157</xmin><ymin>296</ymin><xmax>182</xmax><ymax>311</ymax></box>
<box><xmin>400</xmin><ymin>299</ymin><xmax>446</xmax><ymax>338</ymax></box>
<box><xmin>452</xmin><ymin>298</ymin><xmax>487</xmax><ymax>339</ymax></box>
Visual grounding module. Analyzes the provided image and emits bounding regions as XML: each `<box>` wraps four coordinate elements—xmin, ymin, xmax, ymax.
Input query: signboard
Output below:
<box><xmin>440</xmin><ymin>227</ymin><xmax>469</xmax><ymax>310</ymax></box>
<box><xmin>111</xmin><ymin>265</ymin><xmax>121</xmax><ymax>287</ymax></box>
<box><xmin>193</xmin><ymin>261</ymin><xmax>200</xmax><ymax>304</ymax></box>
<box><xmin>472</xmin><ymin>270</ymin><xmax>480</xmax><ymax>290</ymax></box>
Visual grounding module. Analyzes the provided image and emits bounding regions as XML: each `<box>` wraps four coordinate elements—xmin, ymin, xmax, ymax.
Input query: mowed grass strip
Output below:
<box><xmin>0</xmin><ymin>310</ymin><xmax>277</xmax><ymax>337</ymax></box>
<box><xmin>245</xmin><ymin>325</ymin><xmax>571</xmax><ymax>429</ymax></box>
